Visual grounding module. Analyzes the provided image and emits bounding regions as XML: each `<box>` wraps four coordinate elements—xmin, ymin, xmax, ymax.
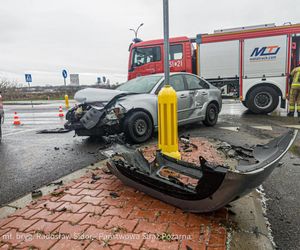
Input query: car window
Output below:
<box><xmin>169</xmin><ymin>75</ymin><xmax>185</xmax><ymax>91</ymax></box>
<box><xmin>185</xmin><ymin>75</ymin><xmax>209</xmax><ymax>90</ymax></box>
<box><xmin>156</xmin><ymin>75</ymin><xmax>186</xmax><ymax>93</ymax></box>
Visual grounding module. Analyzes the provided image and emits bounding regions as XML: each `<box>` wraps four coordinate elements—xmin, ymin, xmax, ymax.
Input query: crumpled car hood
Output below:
<box><xmin>74</xmin><ymin>88</ymin><xmax>126</xmax><ymax>103</ymax></box>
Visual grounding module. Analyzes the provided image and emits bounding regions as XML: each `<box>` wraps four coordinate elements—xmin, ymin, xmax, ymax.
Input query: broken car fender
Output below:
<box><xmin>114</xmin><ymin>94</ymin><xmax>158</xmax><ymax>126</ymax></box>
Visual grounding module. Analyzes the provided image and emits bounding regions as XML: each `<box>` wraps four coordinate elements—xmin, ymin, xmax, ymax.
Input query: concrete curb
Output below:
<box><xmin>0</xmin><ymin>160</ymin><xmax>107</xmax><ymax>219</ymax></box>
<box><xmin>229</xmin><ymin>190</ymin><xmax>274</xmax><ymax>250</ymax></box>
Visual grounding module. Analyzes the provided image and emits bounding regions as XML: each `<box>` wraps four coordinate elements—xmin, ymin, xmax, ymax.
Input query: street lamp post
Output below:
<box><xmin>129</xmin><ymin>23</ymin><xmax>144</xmax><ymax>39</ymax></box>
<box><xmin>157</xmin><ymin>0</ymin><xmax>181</xmax><ymax>160</ymax></box>
<box><xmin>163</xmin><ymin>0</ymin><xmax>170</xmax><ymax>86</ymax></box>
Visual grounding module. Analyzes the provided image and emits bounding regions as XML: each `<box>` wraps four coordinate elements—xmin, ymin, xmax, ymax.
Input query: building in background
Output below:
<box><xmin>96</xmin><ymin>76</ymin><xmax>111</xmax><ymax>86</ymax></box>
<box><xmin>70</xmin><ymin>74</ymin><xmax>80</xmax><ymax>85</ymax></box>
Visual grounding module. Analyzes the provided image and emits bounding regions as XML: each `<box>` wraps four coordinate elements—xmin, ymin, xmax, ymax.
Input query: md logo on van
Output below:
<box><xmin>250</xmin><ymin>45</ymin><xmax>280</xmax><ymax>61</ymax></box>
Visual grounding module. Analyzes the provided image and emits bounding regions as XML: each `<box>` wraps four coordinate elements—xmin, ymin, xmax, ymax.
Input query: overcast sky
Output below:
<box><xmin>0</xmin><ymin>0</ymin><xmax>299</xmax><ymax>86</ymax></box>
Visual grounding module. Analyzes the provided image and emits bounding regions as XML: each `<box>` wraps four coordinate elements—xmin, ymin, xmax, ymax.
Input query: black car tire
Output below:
<box><xmin>246</xmin><ymin>86</ymin><xmax>279</xmax><ymax>114</ymax></box>
<box><xmin>203</xmin><ymin>103</ymin><xmax>218</xmax><ymax>127</ymax></box>
<box><xmin>124</xmin><ymin>111</ymin><xmax>153</xmax><ymax>143</ymax></box>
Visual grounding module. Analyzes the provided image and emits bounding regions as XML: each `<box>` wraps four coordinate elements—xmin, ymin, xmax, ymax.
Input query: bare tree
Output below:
<box><xmin>0</xmin><ymin>79</ymin><xmax>23</xmax><ymax>101</ymax></box>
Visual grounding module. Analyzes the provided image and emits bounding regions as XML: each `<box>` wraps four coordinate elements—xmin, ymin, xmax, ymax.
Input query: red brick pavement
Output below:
<box><xmin>0</xmin><ymin>168</ymin><xmax>228</xmax><ymax>249</ymax></box>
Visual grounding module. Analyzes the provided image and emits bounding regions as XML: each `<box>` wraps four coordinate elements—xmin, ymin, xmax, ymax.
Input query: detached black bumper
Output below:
<box><xmin>64</xmin><ymin>121</ymin><xmax>84</xmax><ymax>131</ymax></box>
<box><xmin>106</xmin><ymin>130</ymin><xmax>298</xmax><ymax>213</ymax></box>
<box><xmin>64</xmin><ymin>121</ymin><xmax>104</xmax><ymax>136</ymax></box>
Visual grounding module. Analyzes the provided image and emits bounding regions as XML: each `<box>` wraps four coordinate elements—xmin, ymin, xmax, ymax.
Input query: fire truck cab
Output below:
<box><xmin>128</xmin><ymin>37</ymin><xmax>193</xmax><ymax>80</ymax></box>
<box><xmin>128</xmin><ymin>23</ymin><xmax>300</xmax><ymax>114</ymax></box>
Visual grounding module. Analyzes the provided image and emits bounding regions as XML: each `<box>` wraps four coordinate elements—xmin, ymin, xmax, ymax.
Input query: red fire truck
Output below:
<box><xmin>128</xmin><ymin>23</ymin><xmax>300</xmax><ymax>114</ymax></box>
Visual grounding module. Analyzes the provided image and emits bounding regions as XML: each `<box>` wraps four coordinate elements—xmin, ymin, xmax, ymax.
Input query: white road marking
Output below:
<box><xmin>3</xmin><ymin>129</ymin><xmax>38</xmax><ymax>137</ymax></box>
<box><xmin>251</xmin><ymin>126</ymin><xmax>273</xmax><ymax>131</ymax></box>
<box><xmin>219</xmin><ymin>127</ymin><xmax>240</xmax><ymax>132</ymax></box>
<box><xmin>6</xmin><ymin>112</ymin><xmax>59</xmax><ymax>118</ymax></box>
<box><xmin>5</xmin><ymin>120</ymin><xmax>64</xmax><ymax>124</ymax></box>
<box><xmin>4</xmin><ymin>111</ymin><xmax>65</xmax><ymax>126</ymax></box>
<box><xmin>219</xmin><ymin>124</ymin><xmax>299</xmax><ymax>132</ymax></box>
<box><xmin>283</xmin><ymin>125</ymin><xmax>300</xmax><ymax>130</ymax></box>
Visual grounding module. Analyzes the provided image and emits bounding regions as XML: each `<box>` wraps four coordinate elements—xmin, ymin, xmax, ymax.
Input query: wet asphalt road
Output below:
<box><xmin>0</xmin><ymin>99</ymin><xmax>300</xmax><ymax>249</ymax></box>
<box><xmin>0</xmin><ymin>102</ymin><xmax>106</xmax><ymax>206</ymax></box>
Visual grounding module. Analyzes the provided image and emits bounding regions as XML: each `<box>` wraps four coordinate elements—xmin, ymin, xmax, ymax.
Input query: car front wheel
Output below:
<box><xmin>203</xmin><ymin>103</ymin><xmax>219</xmax><ymax>126</ymax></box>
<box><xmin>124</xmin><ymin>111</ymin><xmax>153</xmax><ymax>143</ymax></box>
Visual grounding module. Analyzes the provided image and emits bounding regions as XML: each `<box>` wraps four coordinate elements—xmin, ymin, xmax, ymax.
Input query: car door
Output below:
<box><xmin>168</xmin><ymin>74</ymin><xmax>193</xmax><ymax>122</ymax></box>
<box><xmin>184</xmin><ymin>74</ymin><xmax>210</xmax><ymax>119</ymax></box>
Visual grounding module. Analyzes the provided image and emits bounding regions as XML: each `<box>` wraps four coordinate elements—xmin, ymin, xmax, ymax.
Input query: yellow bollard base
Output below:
<box><xmin>158</xmin><ymin>85</ymin><xmax>181</xmax><ymax>161</ymax></box>
<box><xmin>64</xmin><ymin>95</ymin><xmax>70</xmax><ymax>109</ymax></box>
<box><xmin>162</xmin><ymin>151</ymin><xmax>181</xmax><ymax>160</ymax></box>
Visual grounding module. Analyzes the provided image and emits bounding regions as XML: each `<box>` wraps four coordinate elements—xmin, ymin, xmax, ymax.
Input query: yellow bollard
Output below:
<box><xmin>64</xmin><ymin>94</ymin><xmax>69</xmax><ymax>109</ymax></box>
<box><xmin>158</xmin><ymin>85</ymin><xmax>181</xmax><ymax>159</ymax></box>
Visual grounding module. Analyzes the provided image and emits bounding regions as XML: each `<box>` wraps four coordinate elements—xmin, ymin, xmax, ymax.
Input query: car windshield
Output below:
<box><xmin>117</xmin><ymin>75</ymin><xmax>162</xmax><ymax>94</ymax></box>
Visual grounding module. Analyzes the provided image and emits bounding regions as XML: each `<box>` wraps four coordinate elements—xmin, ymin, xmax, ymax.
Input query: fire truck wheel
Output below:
<box><xmin>242</xmin><ymin>101</ymin><xmax>248</xmax><ymax>108</ymax></box>
<box><xmin>203</xmin><ymin>103</ymin><xmax>218</xmax><ymax>127</ymax></box>
<box><xmin>124</xmin><ymin>111</ymin><xmax>153</xmax><ymax>143</ymax></box>
<box><xmin>247</xmin><ymin>86</ymin><xmax>279</xmax><ymax>114</ymax></box>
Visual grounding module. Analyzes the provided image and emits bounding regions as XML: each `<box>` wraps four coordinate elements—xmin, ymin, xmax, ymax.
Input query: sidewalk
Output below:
<box><xmin>0</xmin><ymin>166</ymin><xmax>228</xmax><ymax>250</ymax></box>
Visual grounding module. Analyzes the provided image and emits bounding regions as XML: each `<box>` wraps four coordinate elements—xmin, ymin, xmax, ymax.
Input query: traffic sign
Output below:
<box><xmin>62</xmin><ymin>69</ymin><xmax>68</xmax><ymax>79</ymax></box>
<box><xmin>70</xmin><ymin>74</ymin><xmax>79</xmax><ymax>85</ymax></box>
<box><xmin>25</xmin><ymin>74</ymin><xmax>32</xmax><ymax>83</ymax></box>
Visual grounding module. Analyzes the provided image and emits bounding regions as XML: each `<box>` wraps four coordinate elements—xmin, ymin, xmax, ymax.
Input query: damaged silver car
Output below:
<box><xmin>65</xmin><ymin>73</ymin><xmax>222</xmax><ymax>143</ymax></box>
